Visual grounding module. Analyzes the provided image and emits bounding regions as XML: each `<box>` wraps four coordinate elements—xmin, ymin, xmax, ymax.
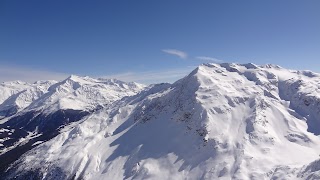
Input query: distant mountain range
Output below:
<box><xmin>1</xmin><ymin>63</ymin><xmax>320</xmax><ymax>179</ymax></box>
<box><xmin>0</xmin><ymin>76</ymin><xmax>145</xmax><ymax>177</ymax></box>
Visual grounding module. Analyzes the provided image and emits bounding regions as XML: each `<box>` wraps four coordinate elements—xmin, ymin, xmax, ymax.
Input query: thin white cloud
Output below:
<box><xmin>196</xmin><ymin>56</ymin><xmax>223</xmax><ymax>63</ymax></box>
<box><xmin>0</xmin><ymin>65</ymin><xmax>68</xmax><ymax>83</ymax></box>
<box><xmin>103</xmin><ymin>67</ymin><xmax>194</xmax><ymax>84</ymax></box>
<box><xmin>162</xmin><ymin>49</ymin><xmax>188</xmax><ymax>59</ymax></box>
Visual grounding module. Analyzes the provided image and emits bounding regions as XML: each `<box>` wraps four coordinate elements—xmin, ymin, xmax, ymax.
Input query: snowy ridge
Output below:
<box><xmin>26</xmin><ymin>75</ymin><xmax>145</xmax><ymax>113</ymax></box>
<box><xmin>0</xmin><ymin>76</ymin><xmax>145</xmax><ymax>119</ymax></box>
<box><xmin>0</xmin><ymin>76</ymin><xmax>145</xmax><ymax>173</ymax></box>
<box><xmin>0</xmin><ymin>80</ymin><xmax>56</xmax><ymax>118</ymax></box>
<box><xmin>2</xmin><ymin>63</ymin><xmax>320</xmax><ymax>179</ymax></box>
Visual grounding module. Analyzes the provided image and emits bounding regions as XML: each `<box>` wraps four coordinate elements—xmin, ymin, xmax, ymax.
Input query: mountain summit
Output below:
<box><xmin>1</xmin><ymin>63</ymin><xmax>320</xmax><ymax>179</ymax></box>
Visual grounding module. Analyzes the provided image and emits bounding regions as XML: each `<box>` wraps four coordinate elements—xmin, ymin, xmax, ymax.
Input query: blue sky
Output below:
<box><xmin>1</xmin><ymin>0</ymin><xmax>320</xmax><ymax>84</ymax></box>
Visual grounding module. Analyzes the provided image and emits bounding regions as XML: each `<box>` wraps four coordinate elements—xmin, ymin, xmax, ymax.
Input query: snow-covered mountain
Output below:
<box><xmin>1</xmin><ymin>63</ymin><xmax>320</xmax><ymax>179</ymax></box>
<box><xmin>0</xmin><ymin>80</ymin><xmax>57</xmax><ymax>118</ymax></box>
<box><xmin>0</xmin><ymin>75</ymin><xmax>145</xmax><ymax>117</ymax></box>
<box><xmin>0</xmin><ymin>76</ymin><xmax>145</xmax><ymax>174</ymax></box>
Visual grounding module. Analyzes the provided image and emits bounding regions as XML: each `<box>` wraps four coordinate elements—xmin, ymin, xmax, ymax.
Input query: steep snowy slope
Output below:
<box><xmin>2</xmin><ymin>63</ymin><xmax>320</xmax><ymax>179</ymax></box>
<box><xmin>0</xmin><ymin>76</ymin><xmax>144</xmax><ymax>117</ymax></box>
<box><xmin>26</xmin><ymin>75</ymin><xmax>145</xmax><ymax>113</ymax></box>
<box><xmin>0</xmin><ymin>80</ymin><xmax>56</xmax><ymax>119</ymax></box>
<box><xmin>0</xmin><ymin>76</ymin><xmax>145</xmax><ymax>174</ymax></box>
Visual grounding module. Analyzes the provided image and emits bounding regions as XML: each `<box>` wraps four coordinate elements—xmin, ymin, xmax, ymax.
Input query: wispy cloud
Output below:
<box><xmin>162</xmin><ymin>49</ymin><xmax>188</xmax><ymax>59</ymax></box>
<box><xmin>103</xmin><ymin>67</ymin><xmax>195</xmax><ymax>84</ymax></box>
<box><xmin>196</xmin><ymin>56</ymin><xmax>223</xmax><ymax>63</ymax></box>
<box><xmin>0</xmin><ymin>64</ymin><xmax>68</xmax><ymax>83</ymax></box>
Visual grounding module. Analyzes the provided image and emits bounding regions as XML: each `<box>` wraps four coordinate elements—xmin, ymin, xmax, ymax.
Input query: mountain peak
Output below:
<box><xmin>1</xmin><ymin>64</ymin><xmax>320</xmax><ymax>179</ymax></box>
<box><xmin>65</xmin><ymin>74</ymin><xmax>94</xmax><ymax>83</ymax></box>
<box><xmin>67</xmin><ymin>74</ymin><xmax>82</xmax><ymax>80</ymax></box>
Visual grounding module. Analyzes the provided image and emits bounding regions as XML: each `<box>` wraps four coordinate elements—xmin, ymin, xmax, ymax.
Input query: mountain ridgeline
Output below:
<box><xmin>1</xmin><ymin>63</ymin><xmax>320</xmax><ymax>179</ymax></box>
<box><xmin>0</xmin><ymin>76</ymin><xmax>145</xmax><ymax>176</ymax></box>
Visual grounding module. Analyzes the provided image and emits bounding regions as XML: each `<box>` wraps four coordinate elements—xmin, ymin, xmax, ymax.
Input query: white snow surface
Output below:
<box><xmin>0</xmin><ymin>76</ymin><xmax>145</xmax><ymax>150</ymax></box>
<box><xmin>0</xmin><ymin>75</ymin><xmax>145</xmax><ymax>116</ymax></box>
<box><xmin>0</xmin><ymin>80</ymin><xmax>56</xmax><ymax>115</ymax></box>
<box><xmin>6</xmin><ymin>63</ymin><xmax>320</xmax><ymax>179</ymax></box>
<box><xmin>27</xmin><ymin>75</ymin><xmax>145</xmax><ymax>114</ymax></box>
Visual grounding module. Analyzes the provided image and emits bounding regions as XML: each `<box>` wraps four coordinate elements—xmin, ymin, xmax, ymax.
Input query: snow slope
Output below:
<box><xmin>0</xmin><ymin>80</ymin><xmax>56</xmax><ymax>119</ymax></box>
<box><xmin>25</xmin><ymin>75</ymin><xmax>145</xmax><ymax>114</ymax></box>
<box><xmin>0</xmin><ymin>76</ymin><xmax>145</xmax><ymax>174</ymax></box>
<box><xmin>2</xmin><ymin>63</ymin><xmax>320</xmax><ymax>179</ymax></box>
<box><xmin>0</xmin><ymin>75</ymin><xmax>145</xmax><ymax>118</ymax></box>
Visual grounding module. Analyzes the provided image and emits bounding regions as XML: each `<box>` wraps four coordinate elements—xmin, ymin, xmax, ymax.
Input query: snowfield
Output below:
<box><xmin>1</xmin><ymin>63</ymin><xmax>320</xmax><ymax>179</ymax></box>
